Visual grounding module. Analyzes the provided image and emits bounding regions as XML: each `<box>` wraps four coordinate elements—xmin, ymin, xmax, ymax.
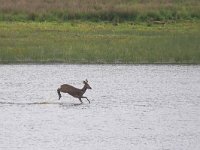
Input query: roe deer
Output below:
<box><xmin>57</xmin><ymin>79</ymin><xmax>92</xmax><ymax>103</ymax></box>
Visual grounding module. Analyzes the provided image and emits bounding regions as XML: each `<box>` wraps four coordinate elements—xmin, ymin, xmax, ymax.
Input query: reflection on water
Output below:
<box><xmin>0</xmin><ymin>65</ymin><xmax>200</xmax><ymax>150</ymax></box>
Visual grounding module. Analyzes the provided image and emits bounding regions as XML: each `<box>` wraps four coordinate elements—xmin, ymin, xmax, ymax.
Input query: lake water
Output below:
<box><xmin>0</xmin><ymin>65</ymin><xmax>200</xmax><ymax>150</ymax></box>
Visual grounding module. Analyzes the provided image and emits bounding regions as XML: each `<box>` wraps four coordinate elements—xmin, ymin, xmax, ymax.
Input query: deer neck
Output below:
<box><xmin>81</xmin><ymin>85</ymin><xmax>87</xmax><ymax>93</ymax></box>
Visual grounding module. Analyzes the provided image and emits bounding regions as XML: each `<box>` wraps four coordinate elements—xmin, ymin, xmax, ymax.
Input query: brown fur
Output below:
<box><xmin>57</xmin><ymin>80</ymin><xmax>92</xmax><ymax>103</ymax></box>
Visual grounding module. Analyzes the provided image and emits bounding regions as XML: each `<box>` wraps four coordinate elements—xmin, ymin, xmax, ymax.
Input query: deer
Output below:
<box><xmin>57</xmin><ymin>79</ymin><xmax>92</xmax><ymax>104</ymax></box>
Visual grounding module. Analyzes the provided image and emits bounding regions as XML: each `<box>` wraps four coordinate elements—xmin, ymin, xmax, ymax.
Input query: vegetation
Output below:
<box><xmin>0</xmin><ymin>0</ymin><xmax>199</xmax><ymax>22</ymax></box>
<box><xmin>0</xmin><ymin>0</ymin><xmax>199</xmax><ymax>64</ymax></box>
<box><xmin>0</xmin><ymin>21</ymin><xmax>199</xmax><ymax>64</ymax></box>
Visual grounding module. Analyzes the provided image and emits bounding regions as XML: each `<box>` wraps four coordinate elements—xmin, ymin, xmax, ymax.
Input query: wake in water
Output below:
<box><xmin>0</xmin><ymin>101</ymin><xmax>82</xmax><ymax>106</ymax></box>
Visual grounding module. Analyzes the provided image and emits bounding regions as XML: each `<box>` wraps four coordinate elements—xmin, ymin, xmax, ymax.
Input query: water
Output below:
<box><xmin>0</xmin><ymin>65</ymin><xmax>199</xmax><ymax>150</ymax></box>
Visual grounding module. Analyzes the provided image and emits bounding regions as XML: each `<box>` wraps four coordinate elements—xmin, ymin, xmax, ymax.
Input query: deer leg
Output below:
<box><xmin>79</xmin><ymin>98</ymin><xmax>83</xmax><ymax>104</ymax></box>
<box><xmin>57</xmin><ymin>88</ymin><xmax>62</xmax><ymax>100</ymax></box>
<box><xmin>81</xmin><ymin>96</ymin><xmax>90</xmax><ymax>104</ymax></box>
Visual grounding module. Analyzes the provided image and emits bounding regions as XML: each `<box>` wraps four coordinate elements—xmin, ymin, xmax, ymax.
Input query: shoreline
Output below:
<box><xmin>0</xmin><ymin>61</ymin><xmax>199</xmax><ymax>65</ymax></box>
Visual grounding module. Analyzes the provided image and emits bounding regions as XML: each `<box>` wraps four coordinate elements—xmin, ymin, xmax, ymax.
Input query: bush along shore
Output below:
<box><xmin>0</xmin><ymin>0</ymin><xmax>200</xmax><ymax>22</ymax></box>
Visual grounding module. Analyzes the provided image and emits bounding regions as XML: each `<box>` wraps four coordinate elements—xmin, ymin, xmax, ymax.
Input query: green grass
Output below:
<box><xmin>0</xmin><ymin>21</ymin><xmax>200</xmax><ymax>64</ymax></box>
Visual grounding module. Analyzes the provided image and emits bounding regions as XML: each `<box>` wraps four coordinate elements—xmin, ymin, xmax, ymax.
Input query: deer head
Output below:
<box><xmin>83</xmin><ymin>79</ymin><xmax>92</xmax><ymax>89</ymax></box>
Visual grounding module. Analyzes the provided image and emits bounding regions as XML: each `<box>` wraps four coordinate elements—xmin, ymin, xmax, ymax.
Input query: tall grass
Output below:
<box><xmin>0</xmin><ymin>21</ymin><xmax>199</xmax><ymax>64</ymax></box>
<box><xmin>0</xmin><ymin>0</ymin><xmax>199</xmax><ymax>22</ymax></box>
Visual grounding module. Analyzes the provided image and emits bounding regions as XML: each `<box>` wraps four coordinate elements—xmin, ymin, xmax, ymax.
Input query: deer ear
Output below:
<box><xmin>86</xmin><ymin>79</ymin><xmax>88</xmax><ymax>83</ymax></box>
<box><xmin>83</xmin><ymin>81</ymin><xmax>86</xmax><ymax>84</ymax></box>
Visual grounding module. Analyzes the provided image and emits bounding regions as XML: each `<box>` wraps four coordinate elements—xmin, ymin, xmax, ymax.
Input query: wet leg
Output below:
<box><xmin>57</xmin><ymin>88</ymin><xmax>62</xmax><ymax>100</ymax></box>
<box><xmin>79</xmin><ymin>98</ymin><xmax>83</xmax><ymax>104</ymax></box>
<box><xmin>82</xmin><ymin>96</ymin><xmax>90</xmax><ymax>103</ymax></box>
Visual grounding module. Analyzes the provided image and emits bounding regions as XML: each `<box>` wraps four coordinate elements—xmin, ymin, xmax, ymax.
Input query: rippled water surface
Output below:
<box><xmin>0</xmin><ymin>65</ymin><xmax>200</xmax><ymax>150</ymax></box>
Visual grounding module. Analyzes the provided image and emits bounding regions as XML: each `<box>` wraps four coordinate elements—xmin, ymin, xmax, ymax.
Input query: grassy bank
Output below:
<box><xmin>0</xmin><ymin>0</ymin><xmax>200</xmax><ymax>22</ymax></box>
<box><xmin>0</xmin><ymin>21</ymin><xmax>200</xmax><ymax>64</ymax></box>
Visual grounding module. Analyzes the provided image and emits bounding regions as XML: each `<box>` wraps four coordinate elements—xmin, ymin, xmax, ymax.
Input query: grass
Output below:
<box><xmin>0</xmin><ymin>21</ymin><xmax>200</xmax><ymax>64</ymax></box>
<box><xmin>0</xmin><ymin>0</ymin><xmax>199</xmax><ymax>64</ymax></box>
<box><xmin>0</xmin><ymin>0</ymin><xmax>200</xmax><ymax>22</ymax></box>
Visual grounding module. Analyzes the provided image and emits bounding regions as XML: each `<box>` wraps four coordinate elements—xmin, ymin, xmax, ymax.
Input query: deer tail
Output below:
<box><xmin>57</xmin><ymin>88</ymin><xmax>62</xmax><ymax>100</ymax></box>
